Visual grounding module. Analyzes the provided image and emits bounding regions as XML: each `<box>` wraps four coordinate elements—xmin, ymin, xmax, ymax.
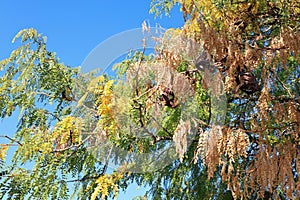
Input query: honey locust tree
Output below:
<box><xmin>0</xmin><ymin>28</ymin><xmax>133</xmax><ymax>199</ymax></box>
<box><xmin>0</xmin><ymin>27</ymin><xmax>230</xmax><ymax>199</ymax></box>
<box><xmin>144</xmin><ymin>0</ymin><xmax>300</xmax><ymax>199</ymax></box>
<box><xmin>0</xmin><ymin>0</ymin><xmax>300</xmax><ymax>200</ymax></box>
<box><xmin>118</xmin><ymin>0</ymin><xmax>300</xmax><ymax>199</ymax></box>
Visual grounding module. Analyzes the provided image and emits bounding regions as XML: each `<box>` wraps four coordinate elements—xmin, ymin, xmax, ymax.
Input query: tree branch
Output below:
<box><xmin>0</xmin><ymin>135</ymin><xmax>22</xmax><ymax>146</ymax></box>
<box><xmin>53</xmin><ymin>135</ymin><xmax>92</xmax><ymax>153</ymax></box>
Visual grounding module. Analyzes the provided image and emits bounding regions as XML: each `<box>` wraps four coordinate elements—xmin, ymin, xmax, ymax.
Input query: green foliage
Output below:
<box><xmin>0</xmin><ymin>28</ymin><xmax>79</xmax><ymax>121</ymax></box>
<box><xmin>132</xmin><ymin>143</ymin><xmax>232</xmax><ymax>200</ymax></box>
<box><xmin>0</xmin><ymin>29</ymin><xmax>104</xmax><ymax>200</ymax></box>
<box><xmin>150</xmin><ymin>0</ymin><xmax>175</xmax><ymax>17</ymax></box>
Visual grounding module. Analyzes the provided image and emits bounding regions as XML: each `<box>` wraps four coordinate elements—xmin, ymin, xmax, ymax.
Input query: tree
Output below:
<box><xmin>148</xmin><ymin>0</ymin><xmax>300</xmax><ymax>199</ymax></box>
<box><xmin>0</xmin><ymin>0</ymin><xmax>299</xmax><ymax>199</ymax></box>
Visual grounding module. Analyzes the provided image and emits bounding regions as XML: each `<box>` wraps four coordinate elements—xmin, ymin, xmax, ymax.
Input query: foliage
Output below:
<box><xmin>0</xmin><ymin>0</ymin><xmax>299</xmax><ymax>199</ymax></box>
<box><xmin>0</xmin><ymin>29</ymin><xmax>104</xmax><ymax>200</ymax></box>
<box><xmin>170</xmin><ymin>0</ymin><xmax>300</xmax><ymax>199</ymax></box>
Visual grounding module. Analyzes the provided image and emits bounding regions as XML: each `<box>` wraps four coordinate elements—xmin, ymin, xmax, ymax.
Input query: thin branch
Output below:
<box><xmin>0</xmin><ymin>135</ymin><xmax>22</xmax><ymax>146</ymax></box>
<box><xmin>0</xmin><ymin>144</ymin><xmax>19</xmax><ymax>147</ymax></box>
<box><xmin>276</xmin><ymin>77</ymin><xmax>293</xmax><ymax>97</ymax></box>
<box><xmin>150</xmin><ymin>115</ymin><xmax>173</xmax><ymax>137</ymax></box>
<box><xmin>35</xmin><ymin>91</ymin><xmax>53</xmax><ymax>98</ymax></box>
<box><xmin>53</xmin><ymin>135</ymin><xmax>92</xmax><ymax>153</ymax></box>
<box><xmin>134</xmin><ymin>85</ymin><xmax>158</xmax><ymax>101</ymax></box>
<box><xmin>64</xmin><ymin>175</ymin><xmax>100</xmax><ymax>183</ymax></box>
<box><xmin>102</xmin><ymin>145</ymin><xmax>113</xmax><ymax>175</ymax></box>
<box><xmin>44</xmin><ymin>111</ymin><xmax>61</xmax><ymax>121</ymax></box>
<box><xmin>72</xmin><ymin>95</ymin><xmax>98</xmax><ymax>114</ymax></box>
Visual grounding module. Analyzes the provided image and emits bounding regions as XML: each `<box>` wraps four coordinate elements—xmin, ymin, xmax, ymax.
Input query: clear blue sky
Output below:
<box><xmin>0</xmin><ymin>1</ymin><xmax>184</xmax><ymax>66</ymax></box>
<box><xmin>0</xmin><ymin>1</ymin><xmax>184</xmax><ymax>199</ymax></box>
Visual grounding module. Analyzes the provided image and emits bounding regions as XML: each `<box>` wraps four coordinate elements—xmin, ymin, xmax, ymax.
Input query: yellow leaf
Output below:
<box><xmin>91</xmin><ymin>175</ymin><xmax>119</xmax><ymax>200</ymax></box>
<box><xmin>0</xmin><ymin>145</ymin><xmax>9</xmax><ymax>160</ymax></box>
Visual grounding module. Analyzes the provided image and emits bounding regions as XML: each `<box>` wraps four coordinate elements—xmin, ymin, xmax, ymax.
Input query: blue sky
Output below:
<box><xmin>0</xmin><ymin>1</ymin><xmax>184</xmax><ymax>199</ymax></box>
<box><xmin>0</xmin><ymin>1</ymin><xmax>184</xmax><ymax>66</ymax></box>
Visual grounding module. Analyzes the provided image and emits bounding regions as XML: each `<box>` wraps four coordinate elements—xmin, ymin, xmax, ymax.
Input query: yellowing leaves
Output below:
<box><xmin>81</xmin><ymin>74</ymin><xmax>119</xmax><ymax>138</ymax></box>
<box><xmin>52</xmin><ymin>116</ymin><xmax>82</xmax><ymax>150</ymax></box>
<box><xmin>0</xmin><ymin>145</ymin><xmax>9</xmax><ymax>160</ymax></box>
<box><xmin>185</xmin><ymin>19</ymin><xmax>200</xmax><ymax>35</ymax></box>
<box><xmin>96</xmin><ymin>80</ymin><xmax>117</xmax><ymax>135</ymax></box>
<box><xmin>91</xmin><ymin>173</ymin><xmax>121</xmax><ymax>200</ymax></box>
<box><xmin>12</xmin><ymin>28</ymin><xmax>39</xmax><ymax>43</ymax></box>
<box><xmin>96</xmin><ymin>80</ymin><xmax>114</xmax><ymax>117</ymax></box>
<box><xmin>87</xmin><ymin>75</ymin><xmax>106</xmax><ymax>93</ymax></box>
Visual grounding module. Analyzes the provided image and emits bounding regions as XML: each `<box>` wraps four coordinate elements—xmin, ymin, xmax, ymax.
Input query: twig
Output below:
<box><xmin>0</xmin><ymin>135</ymin><xmax>22</xmax><ymax>146</ymax></box>
<box><xmin>276</xmin><ymin>77</ymin><xmax>293</xmax><ymax>97</ymax></box>
<box><xmin>64</xmin><ymin>175</ymin><xmax>100</xmax><ymax>183</ymax></box>
<box><xmin>134</xmin><ymin>85</ymin><xmax>158</xmax><ymax>101</ymax></box>
<box><xmin>53</xmin><ymin>135</ymin><xmax>92</xmax><ymax>153</ymax></box>
<box><xmin>44</xmin><ymin>111</ymin><xmax>61</xmax><ymax>121</ymax></box>
<box><xmin>35</xmin><ymin>91</ymin><xmax>53</xmax><ymax>98</ymax></box>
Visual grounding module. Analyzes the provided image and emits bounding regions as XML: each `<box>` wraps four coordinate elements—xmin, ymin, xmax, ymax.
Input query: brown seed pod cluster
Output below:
<box><xmin>234</xmin><ymin>71</ymin><xmax>260</xmax><ymax>94</ymax></box>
